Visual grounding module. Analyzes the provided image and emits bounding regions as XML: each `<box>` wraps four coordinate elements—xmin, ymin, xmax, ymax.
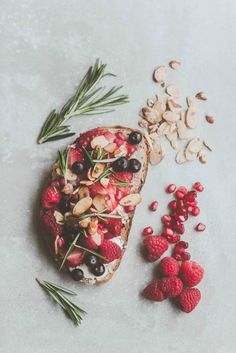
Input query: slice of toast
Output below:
<box><xmin>40</xmin><ymin>126</ymin><xmax>150</xmax><ymax>284</ymax></box>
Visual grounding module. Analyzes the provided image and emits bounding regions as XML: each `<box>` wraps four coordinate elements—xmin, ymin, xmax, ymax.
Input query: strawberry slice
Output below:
<box><xmin>68</xmin><ymin>147</ymin><xmax>84</xmax><ymax>168</ymax></box>
<box><xmin>90</xmin><ymin>182</ymin><xmax>118</xmax><ymax>212</ymax></box>
<box><xmin>41</xmin><ymin>185</ymin><xmax>61</xmax><ymax>209</ymax></box>
<box><xmin>102</xmin><ymin>217</ymin><xmax>122</xmax><ymax>239</ymax></box>
<box><xmin>66</xmin><ymin>248</ymin><xmax>85</xmax><ymax>267</ymax></box>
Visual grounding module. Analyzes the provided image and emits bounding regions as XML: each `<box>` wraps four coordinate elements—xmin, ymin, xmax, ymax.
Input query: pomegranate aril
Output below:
<box><xmin>149</xmin><ymin>201</ymin><xmax>158</xmax><ymax>212</ymax></box>
<box><xmin>177</xmin><ymin>199</ymin><xmax>185</xmax><ymax>209</ymax></box>
<box><xmin>169</xmin><ymin>235</ymin><xmax>181</xmax><ymax>244</ymax></box>
<box><xmin>171</xmin><ymin>221</ymin><xmax>185</xmax><ymax>235</ymax></box>
<box><xmin>195</xmin><ymin>223</ymin><xmax>206</xmax><ymax>232</ymax></box>
<box><xmin>193</xmin><ymin>182</ymin><xmax>204</xmax><ymax>192</ymax></box>
<box><xmin>174</xmin><ymin>213</ymin><xmax>186</xmax><ymax>223</ymax></box>
<box><xmin>186</xmin><ymin>191</ymin><xmax>197</xmax><ymax>202</ymax></box>
<box><xmin>124</xmin><ymin>205</ymin><xmax>135</xmax><ymax>213</ymax></box>
<box><xmin>143</xmin><ymin>226</ymin><xmax>154</xmax><ymax>236</ymax></box>
<box><xmin>177</xmin><ymin>241</ymin><xmax>189</xmax><ymax>249</ymax></box>
<box><xmin>173</xmin><ymin>253</ymin><xmax>182</xmax><ymax>261</ymax></box>
<box><xmin>163</xmin><ymin>227</ymin><xmax>174</xmax><ymax>237</ymax></box>
<box><xmin>169</xmin><ymin>200</ymin><xmax>177</xmax><ymax>210</ymax></box>
<box><xmin>162</xmin><ymin>215</ymin><xmax>172</xmax><ymax>224</ymax></box>
<box><xmin>182</xmin><ymin>252</ymin><xmax>191</xmax><ymax>261</ymax></box>
<box><xmin>57</xmin><ymin>237</ymin><xmax>64</xmax><ymax>248</ymax></box>
<box><xmin>175</xmin><ymin>190</ymin><xmax>185</xmax><ymax>199</ymax></box>
<box><xmin>191</xmin><ymin>206</ymin><xmax>200</xmax><ymax>216</ymax></box>
<box><xmin>116</xmin><ymin>132</ymin><xmax>126</xmax><ymax>141</ymax></box>
<box><xmin>166</xmin><ymin>184</ymin><xmax>176</xmax><ymax>193</ymax></box>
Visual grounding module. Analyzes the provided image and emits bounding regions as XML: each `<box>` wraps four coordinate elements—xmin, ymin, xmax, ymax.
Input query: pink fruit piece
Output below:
<box><xmin>149</xmin><ymin>201</ymin><xmax>158</xmax><ymax>212</ymax></box>
<box><xmin>195</xmin><ymin>223</ymin><xmax>206</xmax><ymax>232</ymax></box>
<box><xmin>41</xmin><ymin>185</ymin><xmax>61</xmax><ymax>209</ymax></box>
<box><xmin>179</xmin><ymin>288</ymin><xmax>201</xmax><ymax>313</ymax></box>
<box><xmin>142</xmin><ymin>279</ymin><xmax>166</xmax><ymax>302</ymax></box>
<box><xmin>159</xmin><ymin>276</ymin><xmax>183</xmax><ymax>298</ymax></box>
<box><xmin>180</xmin><ymin>260</ymin><xmax>204</xmax><ymax>287</ymax></box>
<box><xmin>41</xmin><ymin>209</ymin><xmax>63</xmax><ymax>237</ymax></box>
<box><xmin>158</xmin><ymin>256</ymin><xmax>180</xmax><ymax>277</ymax></box>
<box><xmin>66</xmin><ymin>248</ymin><xmax>85</xmax><ymax>267</ymax></box>
<box><xmin>142</xmin><ymin>226</ymin><xmax>154</xmax><ymax>236</ymax></box>
<box><xmin>143</xmin><ymin>235</ymin><xmax>168</xmax><ymax>262</ymax></box>
<box><xmin>166</xmin><ymin>184</ymin><xmax>176</xmax><ymax>193</ymax></box>
<box><xmin>193</xmin><ymin>182</ymin><xmax>204</xmax><ymax>192</ymax></box>
<box><xmin>99</xmin><ymin>240</ymin><xmax>122</xmax><ymax>263</ymax></box>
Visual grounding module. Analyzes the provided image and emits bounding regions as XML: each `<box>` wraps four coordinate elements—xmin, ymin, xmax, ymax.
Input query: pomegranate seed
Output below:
<box><xmin>149</xmin><ymin>201</ymin><xmax>158</xmax><ymax>211</ymax></box>
<box><xmin>177</xmin><ymin>199</ymin><xmax>185</xmax><ymax>209</ymax></box>
<box><xmin>51</xmin><ymin>180</ymin><xmax>60</xmax><ymax>188</ymax></box>
<box><xmin>195</xmin><ymin>223</ymin><xmax>206</xmax><ymax>232</ymax></box>
<box><xmin>173</xmin><ymin>246</ymin><xmax>185</xmax><ymax>254</ymax></box>
<box><xmin>116</xmin><ymin>132</ymin><xmax>126</xmax><ymax>140</ymax></box>
<box><xmin>186</xmin><ymin>191</ymin><xmax>197</xmax><ymax>202</ymax></box>
<box><xmin>182</xmin><ymin>252</ymin><xmax>191</xmax><ymax>261</ymax></box>
<box><xmin>124</xmin><ymin>205</ymin><xmax>135</xmax><ymax>213</ymax></box>
<box><xmin>186</xmin><ymin>200</ymin><xmax>198</xmax><ymax>208</ymax></box>
<box><xmin>173</xmin><ymin>253</ymin><xmax>182</xmax><ymax>261</ymax></box>
<box><xmin>166</xmin><ymin>184</ymin><xmax>176</xmax><ymax>193</ymax></box>
<box><xmin>142</xmin><ymin>226</ymin><xmax>154</xmax><ymax>236</ymax></box>
<box><xmin>171</xmin><ymin>221</ymin><xmax>185</xmax><ymax>234</ymax></box>
<box><xmin>169</xmin><ymin>200</ymin><xmax>177</xmax><ymax>210</ymax></box>
<box><xmin>166</xmin><ymin>234</ymin><xmax>174</xmax><ymax>241</ymax></box>
<box><xmin>174</xmin><ymin>213</ymin><xmax>186</xmax><ymax>223</ymax></box>
<box><xmin>191</xmin><ymin>206</ymin><xmax>200</xmax><ymax>216</ymax></box>
<box><xmin>165</xmin><ymin>221</ymin><xmax>171</xmax><ymax>227</ymax></box>
<box><xmin>162</xmin><ymin>215</ymin><xmax>172</xmax><ymax>224</ymax></box>
<box><xmin>177</xmin><ymin>186</ymin><xmax>188</xmax><ymax>195</ymax></box>
<box><xmin>193</xmin><ymin>182</ymin><xmax>204</xmax><ymax>192</ymax></box>
<box><xmin>177</xmin><ymin>241</ymin><xmax>189</xmax><ymax>249</ymax></box>
<box><xmin>169</xmin><ymin>235</ymin><xmax>181</xmax><ymax>243</ymax></box>
<box><xmin>163</xmin><ymin>227</ymin><xmax>174</xmax><ymax>237</ymax></box>
<box><xmin>57</xmin><ymin>237</ymin><xmax>64</xmax><ymax>248</ymax></box>
<box><xmin>187</xmin><ymin>206</ymin><xmax>193</xmax><ymax>213</ymax></box>
<box><xmin>175</xmin><ymin>190</ymin><xmax>185</xmax><ymax>199</ymax></box>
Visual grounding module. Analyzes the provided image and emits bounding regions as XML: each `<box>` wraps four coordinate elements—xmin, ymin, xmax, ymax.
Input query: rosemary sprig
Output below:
<box><xmin>36</xmin><ymin>278</ymin><xmax>86</xmax><ymax>326</ymax></box>
<box><xmin>74</xmin><ymin>245</ymin><xmax>108</xmax><ymax>262</ymax></box>
<box><xmin>59</xmin><ymin>233</ymin><xmax>80</xmax><ymax>271</ymax></box>
<box><xmin>58</xmin><ymin>147</ymin><xmax>71</xmax><ymax>177</ymax></box>
<box><xmin>37</xmin><ymin>59</ymin><xmax>129</xmax><ymax>144</ymax></box>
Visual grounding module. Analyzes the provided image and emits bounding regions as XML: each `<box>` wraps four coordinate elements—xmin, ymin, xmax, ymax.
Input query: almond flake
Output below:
<box><xmin>198</xmin><ymin>149</ymin><xmax>208</xmax><ymax>163</ymax></box>
<box><xmin>203</xmin><ymin>140</ymin><xmax>213</xmax><ymax>151</ymax></box>
<box><xmin>91</xmin><ymin>163</ymin><xmax>105</xmax><ymax>179</ymax></box>
<box><xmin>87</xmin><ymin>168</ymin><xmax>96</xmax><ymax>181</ymax></box>
<box><xmin>91</xmin><ymin>135</ymin><xmax>108</xmax><ymax>149</ymax></box>
<box><xmin>177</xmin><ymin>120</ymin><xmax>188</xmax><ymax>140</ymax></box>
<box><xmin>166</xmin><ymin>85</ymin><xmax>181</xmax><ymax>98</ymax></box>
<box><xmin>175</xmin><ymin>150</ymin><xmax>187</xmax><ymax>164</ymax></box>
<box><xmin>65</xmin><ymin>169</ymin><xmax>77</xmax><ymax>181</ymax></box>
<box><xmin>169</xmin><ymin>60</ymin><xmax>181</xmax><ymax>70</ymax></box>
<box><xmin>186</xmin><ymin>108</ymin><xmax>198</xmax><ymax>129</ymax></box>
<box><xmin>72</xmin><ymin>197</ymin><xmax>93</xmax><ymax>216</ymax></box>
<box><xmin>148</xmin><ymin>124</ymin><xmax>158</xmax><ymax>133</ymax></box>
<box><xmin>54</xmin><ymin>210</ymin><xmax>64</xmax><ymax>225</ymax></box>
<box><xmin>120</xmin><ymin>193</ymin><xmax>142</xmax><ymax>207</ymax></box>
<box><xmin>93</xmin><ymin>195</ymin><xmax>106</xmax><ymax>212</ymax></box>
<box><xmin>168</xmin><ymin>98</ymin><xmax>182</xmax><ymax>112</ymax></box>
<box><xmin>186</xmin><ymin>97</ymin><xmax>196</xmax><ymax>108</ymax></box>
<box><xmin>149</xmin><ymin>132</ymin><xmax>159</xmax><ymax>140</ymax></box>
<box><xmin>163</xmin><ymin>111</ymin><xmax>180</xmax><ymax>123</ymax></box>
<box><xmin>104</xmin><ymin>143</ymin><xmax>117</xmax><ymax>153</ymax></box>
<box><xmin>147</xmin><ymin>98</ymin><xmax>155</xmax><ymax>107</ymax></box>
<box><xmin>100</xmin><ymin>177</ymin><xmax>109</xmax><ymax>188</ymax></box>
<box><xmin>166</xmin><ymin>131</ymin><xmax>178</xmax><ymax>142</ymax></box>
<box><xmin>187</xmin><ymin>138</ymin><xmax>203</xmax><ymax>153</ymax></box>
<box><xmin>184</xmin><ymin>149</ymin><xmax>197</xmax><ymax>161</ymax></box>
<box><xmin>157</xmin><ymin>122</ymin><xmax>169</xmax><ymax>136</ymax></box>
<box><xmin>152</xmin><ymin>100</ymin><xmax>166</xmax><ymax>115</ymax></box>
<box><xmin>169</xmin><ymin>123</ymin><xmax>177</xmax><ymax>134</ymax></box>
<box><xmin>78</xmin><ymin>186</ymin><xmax>90</xmax><ymax>199</ymax></box>
<box><xmin>142</xmin><ymin>107</ymin><xmax>161</xmax><ymax>124</ymax></box>
<box><xmin>138</xmin><ymin>119</ymin><xmax>149</xmax><ymax>128</ymax></box>
<box><xmin>156</xmin><ymin>93</ymin><xmax>169</xmax><ymax>105</ymax></box>
<box><xmin>150</xmin><ymin>142</ymin><xmax>165</xmax><ymax>165</ymax></box>
<box><xmin>62</xmin><ymin>183</ymin><xmax>74</xmax><ymax>195</ymax></box>
<box><xmin>153</xmin><ymin>65</ymin><xmax>166</xmax><ymax>85</ymax></box>
<box><xmin>170</xmin><ymin>140</ymin><xmax>178</xmax><ymax>150</ymax></box>
<box><xmin>195</xmin><ymin>92</ymin><xmax>207</xmax><ymax>101</ymax></box>
<box><xmin>88</xmin><ymin>217</ymin><xmax>98</xmax><ymax>235</ymax></box>
<box><xmin>144</xmin><ymin>132</ymin><xmax>153</xmax><ymax>151</ymax></box>
<box><xmin>79</xmin><ymin>180</ymin><xmax>93</xmax><ymax>186</ymax></box>
<box><xmin>79</xmin><ymin>218</ymin><xmax>91</xmax><ymax>228</ymax></box>
<box><xmin>205</xmin><ymin>114</ymin><xmax>215</xmax><ymax>124</ymax></box>
<box><xmin>180</xmin><ymin>110</ymin><xmax>186</xmax><ymax>122</ymax></box>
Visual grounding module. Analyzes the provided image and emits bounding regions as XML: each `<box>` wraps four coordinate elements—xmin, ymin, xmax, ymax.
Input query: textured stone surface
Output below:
<box><xmin>0</xmin><ymin>1</ymin><xmax>236</xmax><ymax>352</ymax></box>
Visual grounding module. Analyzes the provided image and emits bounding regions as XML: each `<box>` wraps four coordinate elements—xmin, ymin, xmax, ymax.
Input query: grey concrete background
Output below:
<box><xmin>1</xmin><ymin>1</ymin><xmax>236</xmax><ymax>352</ymax></box>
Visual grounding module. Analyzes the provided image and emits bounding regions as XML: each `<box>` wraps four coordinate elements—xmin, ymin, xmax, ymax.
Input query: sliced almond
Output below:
<box><xmin>198</xmin><ymin>149</ymin><xmax>208</xmax><ymax>163</ymax></box>
<box><xmin>100</xmin><ymin>177</ymin><xmax>110</xmax><ymax>188</ymax></box>
<box><xmin>149</xmin><ymin>132</ymin><xmax>159</xmax><ymax>141</ymax></box>
<box><xmin>91</xmin><ymin>163</ymin><xmax>105</xmax><ymax>179</ymax></box>
<box><xmin>78</xmin><ymin>186</ymin><xmax>90</xmax><ymax>199</ymax></box>
<box><xmin>92</xmin><ymin>194</ymin><xmax>106</xmax><ymax>212</ymax></box>
<box><xmin>186</xmin><ymin>108</ymin><xmax>198</xmax><ymax>129</ymax></box>
<box><xmin>88</xmin><ymin>217</ymin><xmax>98</xmax><ymax>235</ymax></box>
<box><xmin>184</xmin><ymin>149</ymin><xmax>197</xmax><ymax>161</ymax></box>
<box><xmin>166</xmin><ymin>85</ymin><xmax>181</xmax><ymax>98</ymax></box>
<box><xmin>91</xmin><ymin>135</ymin><xmax>108</xmax><ymax>149</ymax></box>
<box><xmin>87</xmin><ymin>168</ymin><xmax>96</xmax><ymax>181</ymax></box>
<box><xmin>156</xmin><ymin>93</ymin><xmax>169</xmax><ymax>105</ymax></box>
<box><xmin>205</xmin><ymin>114</ymin><xmax>215</xmax><ymax>124</ymax></box>
<box><xmin>64</xmin><ymin>212</ymin><xmax>72</xmax><ymax>220</ymax></box>
<box><xmin>170</xmin><ymin>140</ymin><xmax>178</xmax><ymax>150</ymax></box>
<box><xmin>168</xmin><ymin>98</ymin><xmax>182</xmax><ymax>112</ymax></box>
<box><xmin>54</xmin><ymin>210</ymin><xmax>64</xmax><ymax>225</ymax></box>
<box><xmin>175</xmin><ymin>150</ymin><xmax>187</xmax><ymax>164</ymax></box>
<box><xmin>72</xmin><ymin>197</ymin><xmax>93</xmax><ymax>216</ymax></box>
<box><xmin>148</xmin><ymin>124</ymin><xmax>158</xmax><ymax>133</ymax></box>
<box><xmin>62</xmin><ymin>183</ymin><xmax>74</xmax><ymax>195</ymax></box>
<box><xmin>180</xmin><ymin>110</ymin><xmax>186</xmax><ymax>122</ymax></box>
<box><xmin>144</xmin><ymin>132</ymin><xmax>153</xmax><ymax>151</ymax></box>
<box><xmin>114</xmin><ymin>144</ymin><xmax>126</xmax><ymax>157</ymax></box>
<box><xmin>177</xmin><ymin>120</ymin><xmax>188</xmax><ymax>140</ymax></box>
<box><xmin>143</xmin><ymin>107</ymin><xmax>161</xmax><ymax>124</ymax></box>
<box><xmin>187</xmin><ymin>138</ymin><xmax>203</xmax><ymax>153</ymax></box>
<box><xmin>163</xmin><ymin>111</ymin><xmax>180</xmax><ymax>123</ymax></box>
<box><xmin>166</xmin><ymin>131</ymin><xmax>178</xmax><ymax>142</ymax></box>
<box><xmin>79</xmin><ymin>180</ymin><xmax>93</xmax><ymax>186</ymax></box>
<box><xmin>104</xmin><ymin>143</ymin><xmax>117</xmax><ymax>153</ymax></box>
<box><xmin>153</xmin><ymin>65</ymin><xmax>166</xmax><ymax>85</ymax></box>
<box><xmin>203</xmin><ymin>140</ymin><xmax>213</xmax><ymax>151</ymax></box>
<box><xmin>186</xmin><ymin>97</ymin><xmax>195</xmax><ymax>108</ymax></box>
<box><xmin>138</xmin><ymin>119</ymin><xmax>149</xmax><ymax>128</ymax></box>
<box><xmin>152</xmin><ymin>100</ymin><xmax>166</xmax><ymax>116</ymax></box>
<box><xmin>150</xmin><ymin>142</ymin><xmax>165</xmax><ymax>165</ymax></box>
<box><xmin>120</xmin><ymin>193</ymin><xmax>141</xmax><ymax>207</ymax></box>
<box><xmin>169</xmin><ymin>123</ymin><xmax>177</xmax><ymax>134</ymax></box>
<box><xmin>195</xmin><ymin>92</ymin><xmax>207</xmax><ymax>101</ymax></box>
<box><xmin>169</xmin><ymin>60</ymin><xmax>181</xmax><ymax>70</ymax></box>
<box><xmin>147</xmin><ymin>98</ymin><xmax>155</xmax><ymax>107</ymax></box>
<box><xmin>54</xmin><ymin>166</ymin><xmax>62</xmax><ymax>177</ymax></box>
<box><xmin>65</xmin><ymin>169</ymin><xmax>77</xmax><ymax>181</ymax></box>
<box><xmin>157</xmin><ymin>122</ymin><xmax>169</xmax><ymax>136</ymax></box>
<box><xmin>79</xmin><ymin>218</ymin><xmax>91</xmax><ymax>228</ymax></box>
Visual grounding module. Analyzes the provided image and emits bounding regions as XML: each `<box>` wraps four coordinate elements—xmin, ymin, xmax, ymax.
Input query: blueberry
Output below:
<box><xmin>71</xmin><ymin>268</ymin><xmax>84</xmax><ymax>281</ymax></box>
<box><xmin>112</xmin><ymin>157</ymin><xmax>129</xmax><ymax>172</ymax></box>
<box><xmin>92</xmin><ymin>263</ymin><xmax>105</xmax><ymax>276</ymax></box>
<box><xmin>85</xmin><ymin>255</ymin><xmax>99</xmax><ymax>267</ymax></box>
<box><xmin>128</xmin><ymin>131</ymin><xmax>142</xmax><ymax>144</ymax></box>
<box><xmin>59</xmin><ymin>197</ymin><xmax>70</xmax><ymax>213</ymax></box>
<box><xmin>128</xmin><ymin>158</ymin><xmax>141</xmax><ymax>173</ymax></box>
<box><xmin>72</xmin><ymin>162</ymin><xmax>85</xmax><ymax>174</ymax></box>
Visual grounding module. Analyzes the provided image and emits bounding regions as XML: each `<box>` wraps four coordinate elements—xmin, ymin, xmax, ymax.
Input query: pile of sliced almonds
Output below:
<box><xmin>138</xmin><ymin>60</ymin><xmax>214</xmax><ymax>165</ymax></box>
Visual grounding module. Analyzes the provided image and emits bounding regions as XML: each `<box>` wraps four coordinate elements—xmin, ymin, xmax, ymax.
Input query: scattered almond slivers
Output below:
<box><xmin>100</xmin><ymin>177</ymin><xmax>109</xmax><ymax>188</ymax></box>
<box><xmin>72</xmin><ymin>196</ymin><xmax>93</xmax><ymax>216</ymax></box>
<box><xmin>150</xmin><ymin>142</ymin><xmax>165</xmax><ymax>165</ymax></box>
<box><xmin>62</xmin><ymin>183</ymin><xmax>74</xmax><ymax>195</ymax></box>
<box><xmin>92</xmin><ymin>194</ymin><xmax>106</xmax><ymax>212</ymax></box>
<box><xmin>78</xmin><ymin>186</ymin><xmax>90</xmax><ymax>199</ymax></box>
<box><xmin>54</xmin><ymin>210</ymin><xmax>64</xmax><ymax>224</ymax></box>
<box><xmin>153</xmin><ymin>65</ymin><xmax>166</xmax><ymax>85</ymax></box>
<box><xmin>195</xmin><ymin>92</ymin><xmax>207</xmax><ymax>101</ymax></box>
<box><xmin>91</xmin><ymin>163</ymin><xmax>105</xmax><ymax>179</ymax></box>
<box><xmin>169</xmin><ymin>60</ymin><xmax>181</xmax><ymax>70</ymax></box>
<box><xmin>79</xmin><ymin>218</ymin><xmax>91</xmax><ymax>228</ymax></box>
<box><xmin>91</xmin><ymin>135</ymin><xmax>108</xmax><ymax>149</ymax></box>
<box><xmin>166</xmin><ymin>85</ymin><xmax>181</xmax><ymax>98</ymax></box>
<box><xmin>88</xmin><ymin>217</ymin><xmax>98</xmax><ymax>235</ymax></box>
<box><xmin>120</xmin><ymin>193</ymin><xmax>141</xmax><ymax>207</ymax></box>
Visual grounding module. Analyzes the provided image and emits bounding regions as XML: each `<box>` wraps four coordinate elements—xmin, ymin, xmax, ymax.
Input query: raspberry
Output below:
<box><xmin>143</xmin><ymin>236</ymin><xmax>168</xmax><ymax>262</ymax></box>
<box><xmin>158</xmin><ymin>257</ymin><xmax>180</xmax><ymax>277</ymax></box>
<box><xmin>101</xmin><ymin>217</ymin><xmax>122</xmax><ymax>238</ymax></box>
<box><xmin>180</xmin><ymin>260</ymin><xmax>204</xmax><ymax>287</ymax></box>
<box><xmin>41</xmin><ymin>209</ymin><xmax>62</xmax><ymax>237</ymax></box>
<box><xmin>159</xmin><ymin>276</ymin><xmax>183</xmax><ymax>298</ymax></box>
<box><xmin>41</xmin><ymin>185</ymin><xmax>61</xmax><ymax>209</ymax></box>
<box><xmin>68</xmin><ymin>147</ymin><xmax>84</xmax><ymax>168</ymax></box>
<box><xmin>179</xmin><ymin>288</ymin><xmax>201</xmax><ymax>313</ymax></box>
<box><xmin>99</xmin><ymin>240</ymin><xmax>122</xmax><ymax>263</ymax></box>
<box><xmin>66</xmin><ymin>248</ymin><xmax>85</xmax><ymax>267</ymax></box>
<box><xmin>142</xmin><ymin>279</ymin><xmax>166</xmax><ymax>302</ymax></box>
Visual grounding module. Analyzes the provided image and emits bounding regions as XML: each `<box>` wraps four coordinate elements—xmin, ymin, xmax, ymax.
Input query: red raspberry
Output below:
<box><xmin>142</xmin><ymin>279</ymin><xmax>166</xmax><ymax>302</ymax></box>
<box><xmin>66</xmin><ymin>248</ymin><xmax>85</xmax><ymax>267</ymax></box>
<box><xmin>41</xmin><ymin>185</ymin><xmax>61</xmax><ymax>209</ymax></box>
<box><xmin>68</xmin><ymin>147</ymin><xmax>84</xmax><ymax>168</ymax></box>
<box><xmin>158</xmin><ymin>257</ymin><xmax>180</xmax><ymax>277</ymax></box>
<box><xmin>179</xmin><ymin>288</ymin><xmax>201</xmax><ymax>313</ymax></box>
<box><xmin>143</xmin><ymin>236</ymin><xmax>168</xmax><ymax>262</ymax></box>
<box><xmin>41</xmin><ymin>209</ymin><xmax>62</xmax><ymax>237</ymax></box>
<box><xmin>101</xmin><ymin>217</ymin><xmax>122</xmax><ymax>238</ymax></box>
<box><xmin>159</xmin><ymin>276</ymin><xmax>183</xmax><ymax>298</ymax></box>
<box><xmin>180</xmin><ymin>260</ymin><xmax>204</xmax><ymax>287</ymax></box>
<box><xmin>99</xmin><ymin>240</ymin><xmax>122</xmax><ymax>263</ymax></box>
